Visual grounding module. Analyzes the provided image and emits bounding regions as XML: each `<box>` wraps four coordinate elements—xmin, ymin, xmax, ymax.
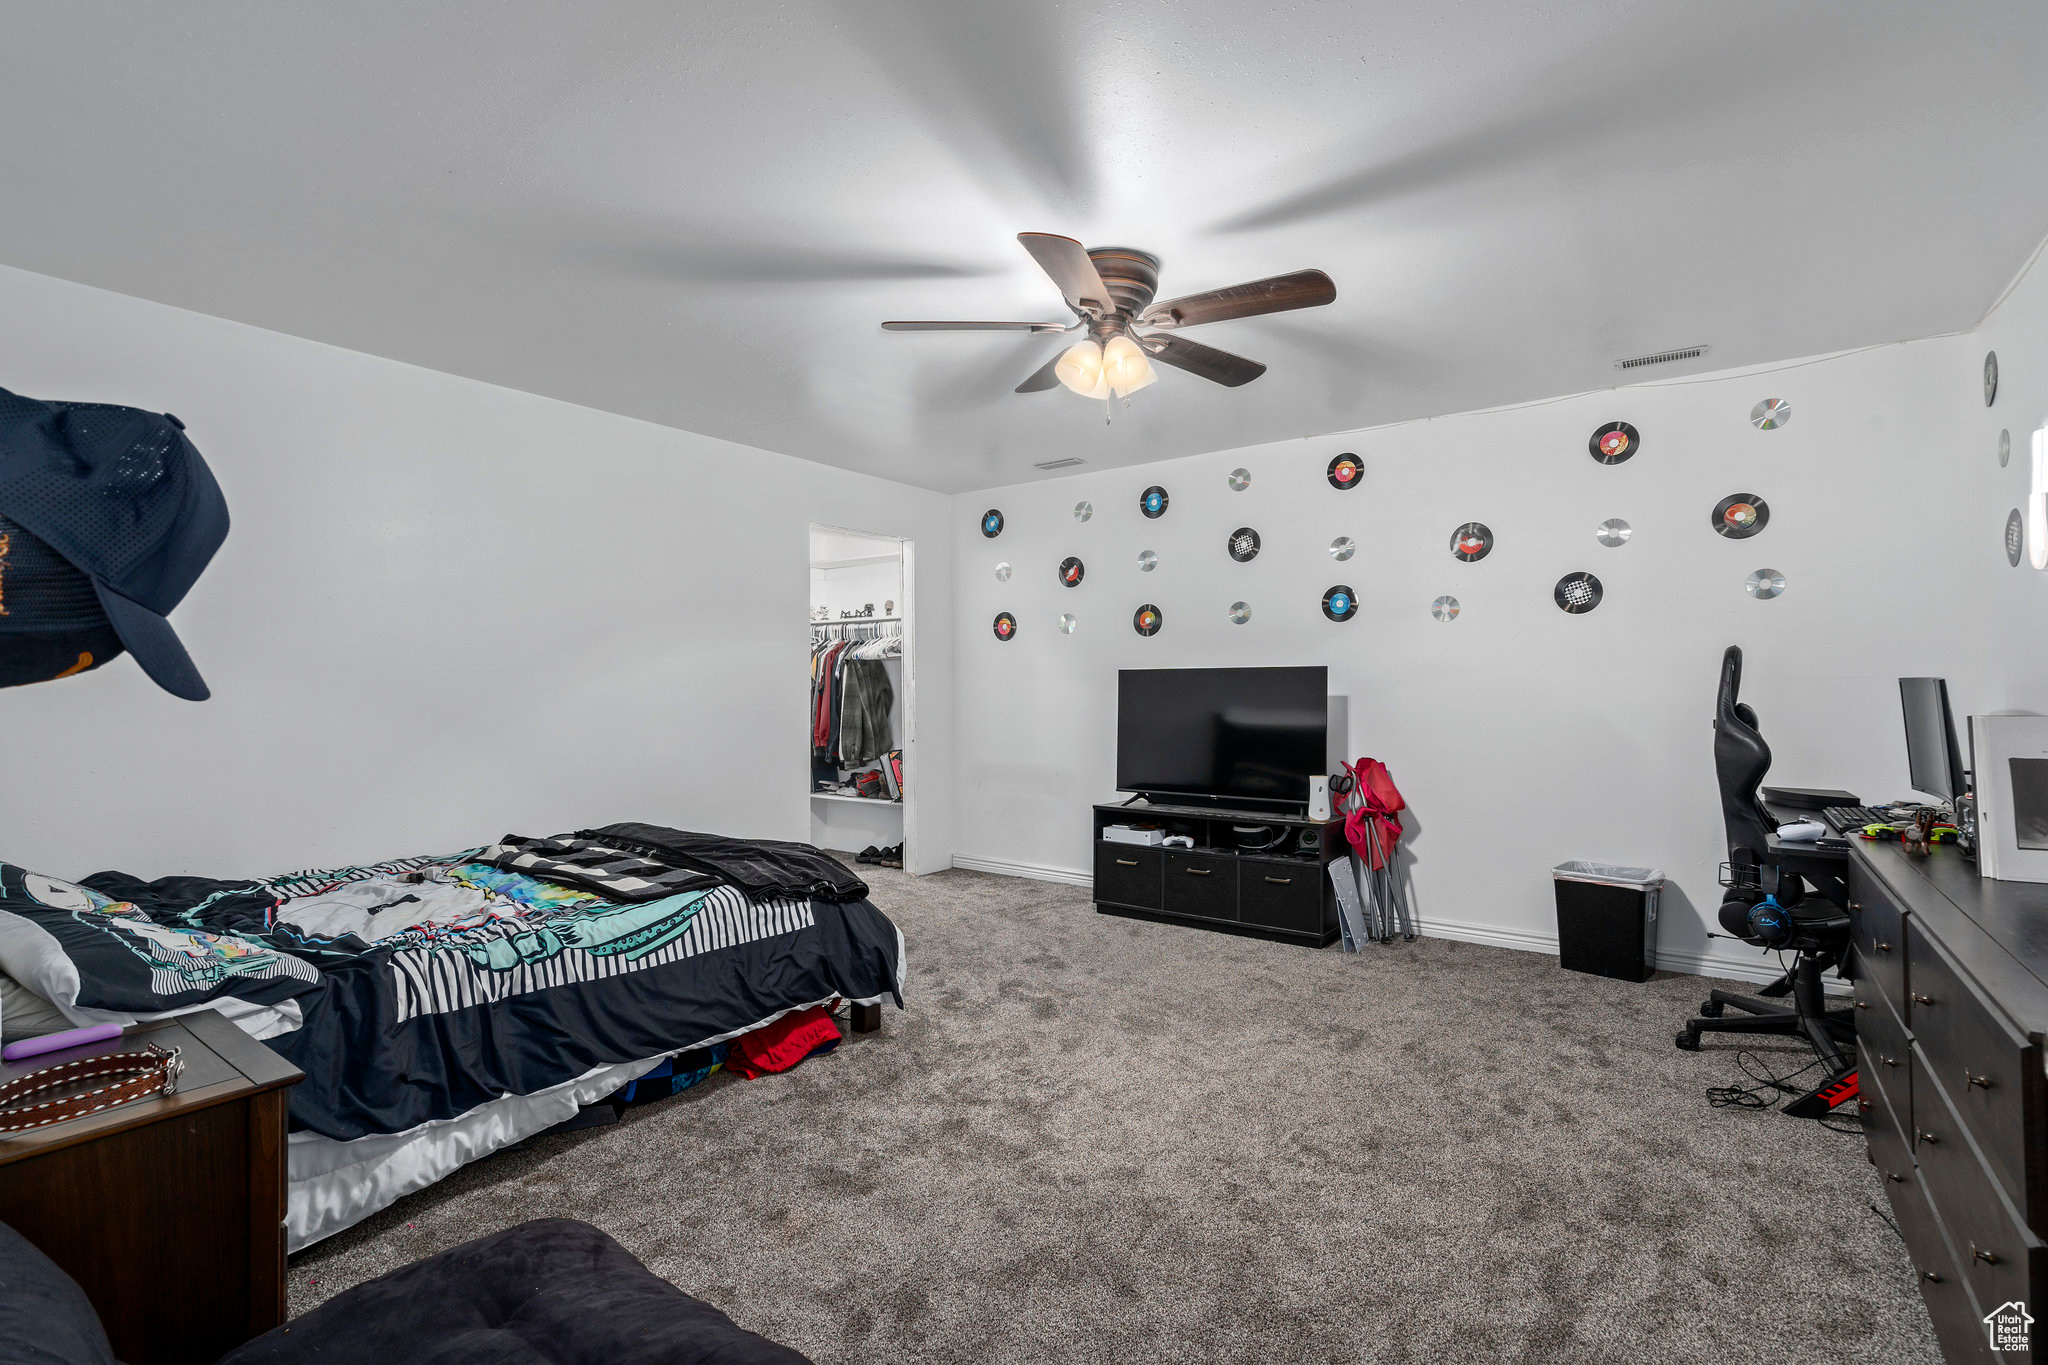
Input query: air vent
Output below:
<box><xmin>1033</xmin><ymin>457</ymin><xmax>1086</xmax><ymax>470</ymax></box>
<box><xmin>1614</xmin><ymin>345</ymin><xmax>1709</xmax><ymax>372</ymax></box>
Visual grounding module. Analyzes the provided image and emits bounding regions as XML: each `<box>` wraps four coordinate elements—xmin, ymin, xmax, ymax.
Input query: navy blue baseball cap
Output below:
<box><xmin>0</xmin><ymin>387</ymin><xmax>228</xmax><ymax>700</ymax></box>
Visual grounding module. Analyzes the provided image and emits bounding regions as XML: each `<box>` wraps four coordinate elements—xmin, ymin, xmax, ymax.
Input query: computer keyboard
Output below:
<box><xmin>1821</xmin><ymin>805</ymin><xmax>1898</xmax><ymax>833</ymax></box>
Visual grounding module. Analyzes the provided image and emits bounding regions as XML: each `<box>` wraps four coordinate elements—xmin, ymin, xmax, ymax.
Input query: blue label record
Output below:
<box><xmin>992</xmin><ymin>611</ymin><xmax>1017</xmax><ymax>640</ymax></box>
<box><xmin>1327</xmin><ymin>453</ymin><xmax>1363</xmax><ymax>490</ymax></box>
<box><xmin>1058</xmin><ymin>556</ymin><xmax>1085</xmax><ymax>587</ymax></box>
<box><xmin>1227</xmin><ymin>527</ymin><xmax>1261</xmax><ymax>562</ymax></box>
<box><xmin>981</xmin><ymin>509</ymin><xmax>1005</xmax><ymax>538</ymax></box>
<box><xmin>1132</xmin><ymin>604</ymin><xmax>1162</xmax><ymax>636</ymax></box>
<box><xmin>1140</xmin><ymin>485</ymin><xmax>1169</xmax><ymax>518</ymax></box>
<box><xmin>1322</xmin><ymin>585</ymin><xmax>1359</xmax><ymax>622</ymax></box>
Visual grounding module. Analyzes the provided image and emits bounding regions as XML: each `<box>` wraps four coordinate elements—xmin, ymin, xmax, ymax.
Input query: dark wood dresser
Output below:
<box><xmin>1849</xmin><ymin>838</ymin><xmax>2048</xmax><ymax>1361</ymax></box>
<box><xmin>0</xmin><ymin>1009</ymin><xmax>303</xmax><ymax>1365</ymax></box>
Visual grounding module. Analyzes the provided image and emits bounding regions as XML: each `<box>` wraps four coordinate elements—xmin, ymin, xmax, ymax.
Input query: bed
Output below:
<box><xmin>0</xmin><ymin>824</ymin><xmax>904</xmax><ymax>1248</ymax></box>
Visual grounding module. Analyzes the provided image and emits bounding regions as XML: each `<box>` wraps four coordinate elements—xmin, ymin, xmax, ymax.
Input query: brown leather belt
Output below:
<box><xmin>0</xmin><ymin>1043</ymin><xmax>184</xmax><ymax>1135</ymax></box>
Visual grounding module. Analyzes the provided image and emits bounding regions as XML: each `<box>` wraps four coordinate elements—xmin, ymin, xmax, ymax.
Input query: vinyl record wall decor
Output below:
<box><xmin>1750</xmin><ymin>399</ymin><xmax>1791</xmax><ymax>431</ymax></box>
<box><xmin>1431</xmin><ymin>596</ymin><xmax>1460</xmax><ymax>621</ymax></box>
<box><xmin>1322</xmin><ymin>585</ymin><xmax>1358</xmax><ymax>622</ymax></box>
<box><xmin>1137</xmin><ymin>549</ymin><xmax>1158</xmax><ymax>572</ymax></box>
<box><xmin>994</xmin><ymin>561</ymin><xmax>1011</xmax><ymax>581</ymax></box>
<box><xmin>1139</xmin><ymin>485</ymin><xmax>1169</xmax><ymax>518</ymax></box>
<box><xmin>1228</xmin><ymin>467</ymin><xmax>1252</xmax><ymax>491</ymax></box>
<box><xmin>1450</xmin><ymin>522</ymin><xmax>1493</xmax><ymax>561</ymax></box>
<box><xmin>1589</xmin><ymin>422</ymin><xmax>1638</xmax><ymax>464</ymax></box>
<box><xmin>1133</xmin><ymin>604</ymin><xmax>1162</xmax><ymax>636</ymax></box>
<box><xmin>992</xmin><ymin>611</ymin><xmax>1017</xmax><ymax>640</ymax></box>
<box><xmin>1554</xmin><ymin>572</ymin><xmax>1602</xmax><ymax>613</ymax></box>
<box><xmin>1058</xmin><ymin>556</ymin><xmax>1085</xmax><ymax>586</ymax></box>
<box><xmin>1073</xmin><ymin>501</ymin><xmax>1092</xmax><ymax>523</ymax></box>
<box><xmin>1986</xmin><ymin>351</ymin><xmax>2000</xmax><ymax>407</ymax></box>
<box><xmin>1745</xmin><ymin>569</ymin><xmax>1785</xmax><ymax>600</ymax></box>
<box><xmin>1595</xmin><ymin>519</ymin><xmax>1632</xmax><ymax>547</ymax></box>
<box><xmin>2009</xmin><ymin>509</ymin><xmax>2026</xmax><ymax>567</ymax></box>
<box><xmin>1329</xmin><ymin>536</ymin><xmax>1355</xmax><ymax>561</ymax></box>
<box><xmin>1711</xmin><ymin>493</ymin><xmax>1769</xmax><ymax>539</ymax></box>
<box><xmin>1327</xmin><ymin>453</ymin><xmax>1363</xmax><ymax>489</ymax></box>
<box><xmin>1227</xmin><ymin>527</ymin><xmax>1261</xmax><ymax>562</ymax></box>
<box><xmin>981</xmin><ymin>509</ymin><xmax>1005</xmax><ymax>538</ymax></box>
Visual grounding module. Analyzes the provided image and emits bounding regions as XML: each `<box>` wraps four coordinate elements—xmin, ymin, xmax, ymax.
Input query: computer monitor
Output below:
<box><xmin>1900</xmin><ymin>677</ymin><xmax>1967</xmax><ymax>803</ymax></box>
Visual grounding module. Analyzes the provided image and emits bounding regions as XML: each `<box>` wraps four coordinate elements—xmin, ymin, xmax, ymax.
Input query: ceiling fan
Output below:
<box><xmin>882</xmin><ymin>233</ymin><xmax>1336</xmax><ymax>400</ymax></box>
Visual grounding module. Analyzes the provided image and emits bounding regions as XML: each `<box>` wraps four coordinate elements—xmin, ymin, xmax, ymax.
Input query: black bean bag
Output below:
<box><xmin>220</xmin><ymin>1219</ymin><xmax>813</xmax><ymax>1365</ymax></box>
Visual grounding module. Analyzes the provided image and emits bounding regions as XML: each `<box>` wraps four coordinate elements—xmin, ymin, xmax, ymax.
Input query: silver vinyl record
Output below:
<box><xmin>2009</xmin><ymin>509</ymin><xmax>2025</xmax><ymax>567</ymax></box>
<box><xmin>1596</xmin><ymin>518</ymin><xmax>1632</xmax><ymax>548</ymax></box>
<box><xmin>1228</xmin><ymin>467</ymin><xmax>1252</xmax><ymax>491</ymax></box>
<box><xmin>1330</xmin><ymin>536</ymin><xmax>1356</xmax><ymax>561</ymax></box>
<box><xmin>1058</xmin><ymin>613</ymin><xmax>1077</xmax><ymax>634</ymax></box>
<box><xmin>1431</xmin><ymin>595</ymin><xmax>1460</xmax><ymax>622</ymax></box>
<box><xmin>1228</xmin><ymin>601</ymin><xmax>1252</xmax><ymax>625</ymax></box>
<box><xmin>1750</xmin><ymin>398</ymin><xmax>1791</xmax><ymax>431</ymax></box>
<box><xmin>1745</xmin><ymin>568</ymin><xmax>1786</xmax><ymax>600</ymax></box>
<box><xmin>1138</xmin><ymin>549</ymin><xmax>1158</xmax><ymax>572</ymax></box>
<box><xmin>994</xmin><ymin>562</ymin><xmax>1012</xmax><ymax>582</ymax></box>
<box><xmin>1074</xmin><ymin>501</ymin><xmax>1093</xmax><ymax>522</ymax></box>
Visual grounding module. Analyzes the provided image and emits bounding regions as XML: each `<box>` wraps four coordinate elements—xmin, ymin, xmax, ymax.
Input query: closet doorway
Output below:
<box><xmin>809</xmin><ymin>526</ymin><xmax>914</xmax><ymax>869</ymax></box>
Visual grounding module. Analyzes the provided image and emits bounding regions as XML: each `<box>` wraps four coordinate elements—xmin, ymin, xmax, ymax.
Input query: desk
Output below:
<box><xmin>1842</xmin><ymin>836</ymin><xmax>2048</xmax><ymax>1362</ymax></box>
<box><xmin>0</xmin><ymin>1010</ymin><xmax>303</xmax><ymax>1365</ymax></box>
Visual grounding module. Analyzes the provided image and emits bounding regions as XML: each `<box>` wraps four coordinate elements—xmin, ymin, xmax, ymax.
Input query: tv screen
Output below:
<box><xmin>1117</xmin><ymin>666</ymin><xmax>1328</xmax><ymax>805</ymax></box>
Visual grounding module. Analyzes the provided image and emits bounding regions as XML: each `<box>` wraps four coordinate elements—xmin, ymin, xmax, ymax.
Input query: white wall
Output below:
<box><xmin>949</xmin><ymin>328</ymin><xmax>1996</xmax><ymax>977</ymax></box>
<box><xmin>1968</xmin><ymin>249</ymin><xmax>2048</xmax><ymax>715</ymax></box>
<box><xmin>0</xmin><ymin>264</ymin><xmax>955</xmax><ymax>878</ymax></box>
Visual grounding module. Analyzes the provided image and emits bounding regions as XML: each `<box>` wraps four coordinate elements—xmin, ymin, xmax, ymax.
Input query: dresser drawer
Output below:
<box><xmin>1162</xmin><ymin>851</ymin><xmax>1237</xmax><ymax>922</ymax></box>
<box><xmin>1854</xmin><ymin>977</ymin><xmax>1912</xmax><ymax>1112</ymax></box>
<box><xmin>1859</xmin><ymin>1040</ymin><xmax>1916</xmax><ymax>1190</ymax></box>
<box><xmin>1093</xmin><ymin>842</ymin><xmax>1162</xmax><ymax>909</ymax></box>
<box><xmin>1911</xmin><ymin>1044</ymin><xmax>2047</xmax><ymax>1333</ymax></box>
<box><xmin>1907</xmin><ymin>917</ymin><xmax>2045</xmax><ymax>1224</ymax></box>
<box><xmin>1849</xmin><ymin>872</ymin><xmax>1907</xmax><ymax>1021</ymax></box>
<box><xmin>1238</xmin><ymin>858</ymin><xmax>1323</xmax><ymax>935</ymax></box>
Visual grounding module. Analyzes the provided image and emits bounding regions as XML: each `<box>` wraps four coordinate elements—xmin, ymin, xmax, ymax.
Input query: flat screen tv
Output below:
<box><xmin>1117</xmin><ymin>665</ymin><xmax>1328</xmax><ymax>807</ymax></box>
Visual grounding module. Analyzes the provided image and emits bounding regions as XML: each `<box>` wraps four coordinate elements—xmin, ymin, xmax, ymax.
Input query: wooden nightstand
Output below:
<box><xmin>0</xmin><ymin>1009</ymin><xmax>303</xmax><ymax>1365</ymax></box>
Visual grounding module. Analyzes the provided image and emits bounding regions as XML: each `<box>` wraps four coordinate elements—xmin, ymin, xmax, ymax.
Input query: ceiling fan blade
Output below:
<box><xmin>882</xmin><ymin>320</ymin><xmax>1073</xmax><ymax>332</ymax></box>
<box><xmin>1017</xmin><ymin>232</ymin><xmax>1116</xmax><ymax>317</ymax></box>
<box><xmin>1142</xmin><ymin>334</ymin><xmax>1267</xmax><ymax>387</ymax></box>
<box><xmin>1015</xmin><ymin>353</ymin><xmax>1064</xmax><ymax>393</ymax></box>
<box><xmin>1139</xmin><ymin>269</ymin><xmax>1336</xmax><ymax>330</ymax></box>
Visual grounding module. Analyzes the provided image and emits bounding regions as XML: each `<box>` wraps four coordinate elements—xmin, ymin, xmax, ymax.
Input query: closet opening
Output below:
<box><xmin>809</xmin><ymin>525</ymin><xmax>913</xmax><ymax>870</ymax></box>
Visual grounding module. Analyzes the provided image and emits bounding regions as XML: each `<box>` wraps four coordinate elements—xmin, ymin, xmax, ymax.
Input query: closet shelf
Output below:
<box><xmin>810</xmin><ymin>792</ymin><xmax>903</xmax><ymax>806</ymax></box>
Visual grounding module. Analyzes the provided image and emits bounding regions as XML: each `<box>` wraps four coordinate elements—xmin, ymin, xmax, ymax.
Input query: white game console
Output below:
<box><xmin>1102</xmin><ymin>825</ymin><xmax>1166</xmax><ymax>847</ymax></box>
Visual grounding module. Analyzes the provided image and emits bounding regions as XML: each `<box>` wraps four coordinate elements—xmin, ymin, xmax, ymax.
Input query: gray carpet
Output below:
<box><xmin>289</xmin><ymin>863</ymin><xmax>1940</xmax><ymax>1364</ymax></box>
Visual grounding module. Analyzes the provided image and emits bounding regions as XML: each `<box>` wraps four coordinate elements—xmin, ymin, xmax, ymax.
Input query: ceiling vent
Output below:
<box><xmin>1614</xmin><ymin>345</ymin><xmax>1709</xmax><ymax>372</ymax></box>
<box><xmin>1033</xmin><ymin>457</ymin><xmax>1086</xmax><ymax>470</ymax></box>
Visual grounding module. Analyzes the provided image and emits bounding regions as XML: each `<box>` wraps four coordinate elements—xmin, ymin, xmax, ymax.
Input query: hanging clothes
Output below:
<box><xmin>810</xmin><ymin>623</ymin><xmax>901</xmax><ymax>769</ymax></box>
<box><xmin>838</xmin><ymin>661</ymin><xmax>895</xmax><ymax>766</ymax></box>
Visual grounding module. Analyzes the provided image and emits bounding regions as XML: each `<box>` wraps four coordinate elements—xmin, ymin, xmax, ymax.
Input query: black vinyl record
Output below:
<box><xmin>1588</xmin><ymin>422</ymin><xmax>1638</xmax><ymax>465</ymax></box>
<box><xmin>1554</xmin><ymin>572</ymin><xmax>1603</xmax><ymax>614</ymax></box>
<box><xmin>1321</xmin><ymin>584</ymin><xmax>1359</xmax><ymax>622</ymax></box>
<box><xmin>1139</xmin><ymin>485</ymin><xmax>1169</xmax><ymax>518</ymax></box>
<box><xmin>1132</xmin><ymin>603</ymin><xmax>1162</xmax><ymax>636</ymax></box>
<box><xmin>1326</xmin><ymin>453</ymin><xmax>1363</xmax><ymax>490</ymax></box>
<box><xmin>992</xmin><ymin>611</ymin><xmax>1017</xmax><ymax>640</ymax></box>
<box><xmin>1449</xmin><ymin>521</ymin><xmax>1493</xmax><ymax>562</ymax></box>
<box><xmin>1986</xmin><ymin>350</ymin><xmax>2000</xmax><ymax>407</ymax></box>
<box><xmin>1711</xmin><ymin>493</ymin><xmax>1769</xmax><ymax>539</ymax></box>
<box><xmin>1058</xmin><ymin>556</ymin><xmax>1085</xmax><ymax>587</ymax></box>
<box><xmin>981</xmin><ymin>508</ymin><xmax>1005</xmax><ymax>538</ymax></box>
<box><xmin>2008</xmin><ymin>508</ymin><xmax>2025</xmax><ymax>567</ymax></box>
<box><xmin>1227</xmin><ymin>527</ymin><xmax>1261</xmax><ymax>562</ymax></box>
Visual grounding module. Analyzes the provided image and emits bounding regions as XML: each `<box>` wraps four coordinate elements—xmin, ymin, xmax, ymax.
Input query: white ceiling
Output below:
<box><xmin>3</xmin><ymin>3</ymin><xmax>2047</xmax><ymax>494</ymax></box>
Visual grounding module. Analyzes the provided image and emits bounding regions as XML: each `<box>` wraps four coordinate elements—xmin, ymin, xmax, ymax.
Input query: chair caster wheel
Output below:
<box><xmin>1675</xmin><ymin>1030</ymin><xmax>1701</xmax><ymax>1052</ymax></box>
<box><xmin>1699</xmin><ymin>1000</ymin><xmax>1724</xmax><ymax>1018</ymax></box>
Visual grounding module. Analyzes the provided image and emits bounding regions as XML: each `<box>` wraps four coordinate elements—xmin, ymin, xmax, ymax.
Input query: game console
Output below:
<box><xmin>1102</xmin><ymin>825</ymin><xmax>1165</xmax><ymax>847</ymax></box>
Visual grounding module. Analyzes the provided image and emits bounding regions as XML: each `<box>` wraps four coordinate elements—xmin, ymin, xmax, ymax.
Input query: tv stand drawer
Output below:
<box><xmin>1163</xmin><ymin>851</ymin><xmax>1237</xmax><ymax>921</ymax></box>
<box><xmin>1094</xmin><ymin>842</ymin><xmax>1162</xmax><ymax>909</ymax></box>
<box><xmin>1239</xmin><ymin>857</ymin><xmax>1324</xmax><ymax>935</ymax></box>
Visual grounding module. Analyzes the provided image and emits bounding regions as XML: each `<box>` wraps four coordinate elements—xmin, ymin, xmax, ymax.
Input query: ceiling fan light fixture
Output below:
<box><xmin>1055</xmin><ymin>338</ymin><xmax>1111</xmax><ymax>399</ymax></box>
<box><xmin>1101</xmin><ymin>334</ymin><xmax>1157</xmax><ymax>398</ymax></box>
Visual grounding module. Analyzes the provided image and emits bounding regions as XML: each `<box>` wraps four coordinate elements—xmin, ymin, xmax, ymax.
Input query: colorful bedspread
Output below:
<box><xmin>0</xmin><ymin>843</ymin><xmax>903</xmax><ymax>1140</ymax></box>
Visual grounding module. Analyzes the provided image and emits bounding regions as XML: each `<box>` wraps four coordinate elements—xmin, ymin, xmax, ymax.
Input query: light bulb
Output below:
<box><xmin>1054</xmin><ymin>339</ymin><xmax>1110</xmax><ymax>399</ymax></box>
<box><xmin>1101</xmin><ymin>334</ymin><xmax>1157</xmax><ymax>398</ymax></box>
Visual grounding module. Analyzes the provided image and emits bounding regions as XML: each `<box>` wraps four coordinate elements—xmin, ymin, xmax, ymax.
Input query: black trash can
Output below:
<box><xmin>1552</xmin><ymin>861</ymin><xmax>1664</xmax><ymax>982</ymax></box>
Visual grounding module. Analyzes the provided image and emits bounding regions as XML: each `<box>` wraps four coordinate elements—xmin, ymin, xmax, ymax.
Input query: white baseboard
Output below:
<box><xmin>949</xmin><ymin>853</ymin><xmax>1093</xmax><ymax>888</ymax></box>
<box><xmin>949</xmin><ymin>861</ymin><xmax>1830</xmax><ymax>989</ymax></box>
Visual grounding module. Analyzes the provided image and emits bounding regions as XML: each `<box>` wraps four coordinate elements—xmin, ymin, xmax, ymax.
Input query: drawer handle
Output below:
<box><xmin>1912</xmin><ymin>993</ymin><xmax>1936</xmax><ymax>1007</ymax></box>
<box><xmin>1972</xmin><ymin>1244</ymin><xmax>2000</xmax><ymax>1266</ymax></box>
<box><xmin>1885</xmin><ymin>1171</ymin><xmax>1907</xmax><ymax>1183</ymax></box>
<box><xmin>1880</xmin><ymin>1055</ymin><xmax>1898</xmax><ymax>1068</ymax></box>
<box><xmin>1185</xmin><ymin>868</ymin><xmax>1211</xmax><ymax>877</ymax></box>
<box><xmin>1264</xmin><ymin>876</ymin><xmax>1292</xmax><ymax>885</ymax></box>
<box><xmin>1922</xmin><ymin>1269</ymin><xmax>1943</xmax><ymax>1283</ymax></box>
<box><xmin>1849</xmin><ymin>901</ymin><xmax>1862</xmax><ymax>912</ymax></box>
<box><xmin>1854</xmin><ymin>1000</ymin><xmax>1868</xmax><ymax>1010</ymax></box>
<box><xmin>1917</xmin><ymin>1130</ymin><xmax>1940</xmax><ymax>1146</ymax></box>
<box><xmin>1873</xmin><ymin>940</ymin><xmax>1892</xmax><ymax>952</ymax></box>
<box><xmin>1966</xmin><ymin>1071</ymin><xmax>1994</xmax><ymax>1090</ymax></box>
<box><xmin>1114</xmin><ymin>858</ymin><xmax>1139</xmax><ymax>867</ymax></box>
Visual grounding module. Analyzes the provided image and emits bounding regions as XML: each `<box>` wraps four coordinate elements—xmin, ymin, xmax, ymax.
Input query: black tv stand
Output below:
<box><xmin>1092</xmin><ymin>802</ymin><xmax>1343</xmax><ymax>947</ymax></box>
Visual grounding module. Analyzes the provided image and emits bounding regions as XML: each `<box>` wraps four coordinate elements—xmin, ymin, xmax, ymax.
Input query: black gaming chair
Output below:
<box><xmin>1676</xmin><ymin>647</ymin><xmax>1857</xmax><ymax>1112</ymax></box>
